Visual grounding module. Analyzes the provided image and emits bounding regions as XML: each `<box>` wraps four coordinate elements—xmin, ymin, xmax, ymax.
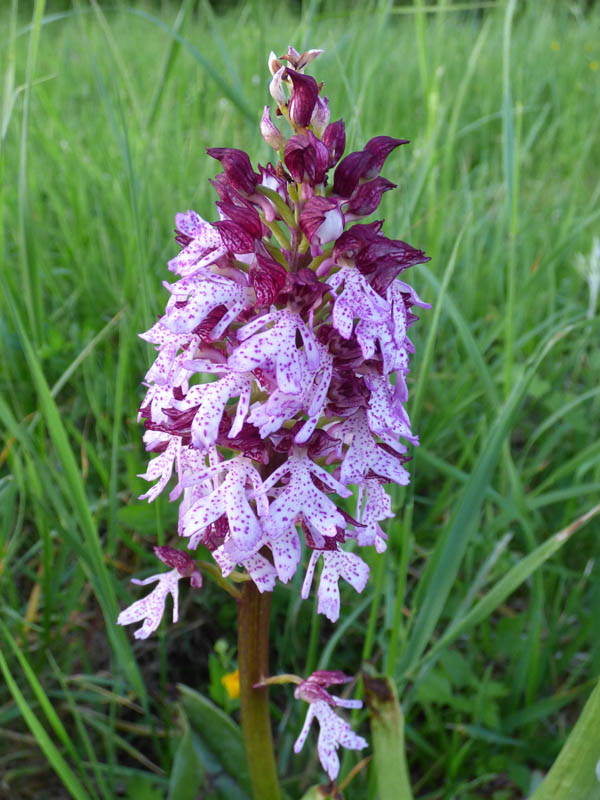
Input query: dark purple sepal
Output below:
<box><xmin>325</xmin><ymin>370</ymin><xmax>370</xmax><ymax>417</ymax></box>
<box><xmin>308</xmin><ymin>670</ymin><xmax>353</xmax><ymax>687</ymax></box>
<box><xmin>154</xmin><ymin>546</ymin><xmax>201</xmax><ymax>586</ymax></box>
<box><xmin>217</xmin><ymin>416</ymin><xmax>269</xmax><ymax>464</ymax></box>
<box><xmin>361</xmin><ymin>240</ymin><xmax>430</xmax><ymax>295</ymax></box>
<box><xmin>192</xmin><ymin>305</ymin><xmax>229</xmax><ymax>342</ymax></box>
<box><xmin>208</xmin><ymin>173</ymin><xmax>231</xmax><ymax>203</ymax></box>
<box><xmin>269</xmin><ymin>423</ymin><xmax>337</xmax><ymax>461</ymax></box>
<box><xmin>284</xmin><ymin>134</ymin><xmax>315</xmax><ymax>183</ymax></box>
<box><xmin>316</xmin><ymin>325</ymin><xmax>364</xmax><ymax>370</ymax></box>
<box><xmin>206</xmin><ymin>147</ymin><xmax>259</xmax><ymax>195</ymax></box>
<box><xmin>212</xmin><ymin>219</ymin><xmax>255</xmax><ymax>254</ymax></box>
<box><xmin>174</xmin><ymin>228</ymin><xmax>193</xmax><ymax>248</ymax></box>
<box><xmin>279</xmin><ymin>267</ymin><xmax>330</xmax><ymax>314</ymax></box>
<box><xmin>333</xmin><ymin>149</ymin><xmax>376</xmax><ymax>197</ymax></box>
<box><xmin>147</xmin><ymin>439</ymin><xmax>170</xmax><ymax>454</ymax></box>
<box><xmin>346</xmin><ymin>177</ymin><xmax>397</xmax><ymax>216</ymax></box>
<box><xmin>284</xmin><ymin>133</ymin><xmax>328</xmax><ymax>185</ymax></box>
<box><xmin>363</xmin><ymin>136</ymin><xmax>409</xmax><ymax>176</ymax></box>
<box><xmin>298</xmin><ymin>195</ymin><xmax>337</xmax><ymax>240</ymax></box>
<box><xmin>286</xmin><ymin>68</ymin><xmax>319</xmax><ymax>128</ymax></box>
<box><xmin>201</xmin><ymin>515</ymin><xmax>229</xmax><ymax>552</ymax></box>
<box><xmin>217</xmin><ymin>201</ymin><xmax>264</xmax><ymax>239</ymax></box>
<box><xmin>332</xmin><ymin>220</ymin><xmax>383</xmax><ymax>261</ymax></box>
<box><xmin>337</xmin><ymin>506</ymin><xmax>365</xmax><ymax>528</ymax></box>
<box><xmin>308</xmin><ymin>131</ymin><xmax>330</xmax><ymax>184</ymax></box>
<box><xmin>304</xmin><ymin>522</ymin><xmax>345</xmax><ymax>551</ymax></box>
<box><xmin>250</xmin><ymin>242</ymin><xmax>287</xmax><ymax>306</ymax></box>
<box><xmin>322</xmin><ymin>119</ymin><xmax>346</xmax><ymax>167</ymax></box>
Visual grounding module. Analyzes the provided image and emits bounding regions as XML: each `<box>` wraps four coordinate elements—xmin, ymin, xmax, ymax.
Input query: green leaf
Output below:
<box><xmin>125</xmin><ymin>776</ymin><xmax>164</xmax><ymax>800</ymax></box>
<box><xmin>364</xmin><ymin>676</ymin><xmax>413</xmax><ymax>800</ymax></box>
<box><xmin>178</xmin><ymin>684</ymin><xmax>252</xmax><ymax>796</ymax></box>
<box><xmin>529</xmin><ymin>677</ymin><xmax>600</xmax><ymax>800</ymax></box>
<box><xmin>168</xmin><ymin>714</ymin><xmax>205</xmax><ymax>800</ymax></box>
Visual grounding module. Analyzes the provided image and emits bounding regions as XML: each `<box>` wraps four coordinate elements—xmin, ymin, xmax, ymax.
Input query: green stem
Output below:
<box><xmin>237</xmin><ymin>581</ymin><xmax>281</xmax><ymax>800</ymax></box>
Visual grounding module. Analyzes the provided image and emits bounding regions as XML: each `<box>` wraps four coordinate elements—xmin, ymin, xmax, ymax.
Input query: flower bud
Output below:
<box><xmin>307</xmin><ymin>131</ymin><xmax>330</xmax><ymax>184</ymax></box>
<box><xmin>216</xmin><ymin>200</ymin><xmax>264</xmax><ymax>239</ymax></box>
<box><xmin>284</xmin><ymin>133</ymin><xmax>329</xmax><ymax>185</ymax></box>
<box><xmin>283</xmin><ymin>134</ymin><xmax>312</xmax><ymax>183</ymax></box>
<box><xmin>286</xmin><ymin>69</ymin><xmax>319</xmax><ymax>128</ymax></box>
<box><xmin>296</xmin><ymin>48</ymin><xmax>324</xmax><ymax>70</ymax></box>
<box><xmin>311</xmin><ymin>96</ymin><xmax>330</xmax><ymax>136</ymax></box>
<box><xmin>268</xmin><ymin>50</ymin><xmax>282</xmax><ymax>75</ymax></box>
<box><xmin>260</xmin><ymin>106</ymin><xmax>287</xmax><ymax>150</ymax></box>
<box><xmin>269</xmin><ymin>66</ymin><xmax>287</xmax><ymax>106</ymax></box>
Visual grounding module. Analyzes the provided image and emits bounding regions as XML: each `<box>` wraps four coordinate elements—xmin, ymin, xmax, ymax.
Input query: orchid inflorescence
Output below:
<box><xmin>118</xmin><ymin>44</ymin><xmax>429</xmax><ymax>783</ymax></box>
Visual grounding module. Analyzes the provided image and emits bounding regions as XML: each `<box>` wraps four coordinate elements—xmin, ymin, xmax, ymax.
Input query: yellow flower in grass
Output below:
<box><xmin>591</xmin><ymin>61</ymin><xmax>599</xmax><ymax>72</ymax></box>
<box><xmin>551</xmin><ymin>41</ymin><xmax>560</xmax><ymax>52</ymax></box>
<box><xmin>222</xmin><ymin>668</ymin><xmax>240</xmax><ymax>699</ymax></box>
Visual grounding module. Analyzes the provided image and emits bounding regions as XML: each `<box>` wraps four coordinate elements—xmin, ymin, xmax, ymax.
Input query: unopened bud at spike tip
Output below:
<box><xmin>260</xmin><ymin>105</ymin><xmax>286</xmax><ymax>150</ymax></box>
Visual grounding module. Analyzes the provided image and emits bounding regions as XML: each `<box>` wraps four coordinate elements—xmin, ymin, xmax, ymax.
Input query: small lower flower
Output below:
<box><xmin>117</xmin><ymin>547</ymin><xmax>202</xmax><ymax>639</ymax></box>
<box><xmin>293</xmin><ymin>671</ymin><xmax>367</xmax><ymax>781</ymax></box>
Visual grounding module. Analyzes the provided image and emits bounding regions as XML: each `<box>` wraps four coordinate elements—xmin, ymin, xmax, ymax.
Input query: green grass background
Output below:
<box><xmin>1</xmin><ymin>0</ymin><xmax>599</xmax><ymax>798</ymax></box>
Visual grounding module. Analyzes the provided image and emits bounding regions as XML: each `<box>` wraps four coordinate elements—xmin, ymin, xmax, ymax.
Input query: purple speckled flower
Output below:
<box><xmin>117</xmin><ymin>547</ymin><xmax>202</xmax><ymax>639</ymax></box>
<box><xmin>119</xmin><ymin>43</ymin><xmax>429</xmax><ymax>639</ymax></box>
<box><xmin>293</xmin><ymin>671</ymin><xmax>367</xmax><ymax>780</ymax></box>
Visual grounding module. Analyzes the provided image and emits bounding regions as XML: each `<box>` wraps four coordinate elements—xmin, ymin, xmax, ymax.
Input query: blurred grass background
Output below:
<box><xmin>1</xmin><ymin>0</ymin><xmax>599</xmax><ymax>798</ymax></box>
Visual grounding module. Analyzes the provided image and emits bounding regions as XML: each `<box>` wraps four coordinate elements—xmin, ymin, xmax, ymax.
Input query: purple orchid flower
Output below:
<box><xmin>293</xmin><ymin>671</ymin><xmax>367</xmax><ymax>780</ymax></box>
<box><xmin>117</xmin><ymin>547</ymin><xmax>202</xmax><ymax>639</ymax></box>
<box><xmin>121</xmin><ymin>43</ymin><xmax>429</xmax><ymax>635</ymax></box>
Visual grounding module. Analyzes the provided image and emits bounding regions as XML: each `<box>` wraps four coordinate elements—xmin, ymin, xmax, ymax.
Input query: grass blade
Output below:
<box><xmin>146</xmin><ymin>0</ymin><xmax>193</xmax><ymax>129</ymax></box>
<box><xmin>17</xmin><ymin>0</ymin><xmax>46</xmax><ymax>343</ymax></box>
<box><xmin>0</xmin><ymin>647</ymin><xmax>88</xmax><ymax>800</ymax></box>
<box><xmin>123</xmin><ymin>7</ymin><xmax>255</xmax><ymax>123</ymax></box>
<box><xmin>1</xmin><ymin>281</ymin><xmax>145</xmax><ymax>699</ymax></box>
<box><xmin>399</xmin><ymin>321</ymin><xmax>581</xmax><ymax>677</ymax></box>
<box><xmin>422</xmin><ymin>503</ymin><xmax>600</xmax><ymax>669</ymax></box>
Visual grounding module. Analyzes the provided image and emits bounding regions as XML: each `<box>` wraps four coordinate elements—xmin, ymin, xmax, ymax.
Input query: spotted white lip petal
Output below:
<box><xmin>293</xmin><ymin>672</ymin><xmax>367</xmax><ymax>782</ymax></box>
<box><xmin>304</xmin><ymin>548</ymin><xmax>369</xmax><ymax>623</ymax></box>
<box><xmin>117</xmin><ymin>569</ymin><xmax>181</xmax><ymax>640</ymax></box>
<box><xmin>329</xmin><ymin>266</ymin><xmax>390</xmax><ymax>339</ymax></box>
<box><xmin>229</xmin><ymin>310</ymin><xmax>320</xmax><ymax>395</ymax></box>
<box><xmin>262</xmin><ymin>454</ymin><xmax>347</xmax><ymax>541</ymax></box>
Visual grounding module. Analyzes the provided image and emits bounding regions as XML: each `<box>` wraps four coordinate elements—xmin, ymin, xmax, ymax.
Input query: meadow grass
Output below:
<box><xmin>0</xmin><ymin>1</ymin><xmax>599</xmax><ymax>798</ymax></box>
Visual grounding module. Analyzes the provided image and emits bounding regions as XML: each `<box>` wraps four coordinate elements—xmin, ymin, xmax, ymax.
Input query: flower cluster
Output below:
<box><xmin>118</xmin><ymin>45</ymin><xmax>429</xmax><ymax>639</ymax></box>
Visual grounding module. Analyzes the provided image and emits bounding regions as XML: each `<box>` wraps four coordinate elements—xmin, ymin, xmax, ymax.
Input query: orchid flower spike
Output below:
<box><xmin>120</xmin><ymin>42</ymin><xmax>429</xmax><ymax>637</ymax></box>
